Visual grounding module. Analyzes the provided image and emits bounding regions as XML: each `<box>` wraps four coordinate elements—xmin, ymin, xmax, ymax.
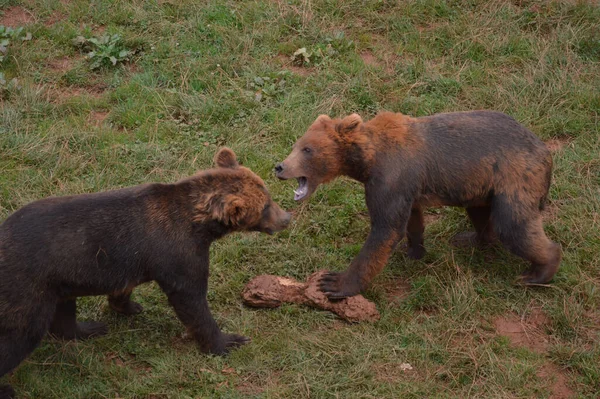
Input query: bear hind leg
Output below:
<box><xmin>49</xmin><ymin>299</ymin><xmax>108</xmax><ymax>340</ymax></box>
<box><xmin>1</xmin><ymin>314</ymin><xmax>50</xmax><ymax>398</ymax></box>
<box><xmin>491</xmin><ymin>199</ymin><xmax>561</xmax><ymax>284</ymax></box>
<box><xmin>108</xmin><ymin>288</ymin><xmax>143</xmax><ymax>316</ymax></box>
<box><xmin>451</xmin><ymin>206</ymin><xmax>496</xmax><ymax>248</ymax></box>
<box><xmin>405</xmin><ymin>206</ymin><xmax>426</xmax><ymax>260</ymax></box>
<box><xmin>0</xmin><ymin>385</ymin><xmax>15</xmax><ymax>399</ymax></box>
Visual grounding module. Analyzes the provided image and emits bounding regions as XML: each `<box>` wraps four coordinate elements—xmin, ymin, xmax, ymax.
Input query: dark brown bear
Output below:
<box><xmin>275</xmin><ymin>111</ymin><xmax>560</xmax><ymax>299</ymax></box>
<box><xmin>0</xmin><ymin>148</ymin><xmax>290</xmax><ymax>399</ymax></box>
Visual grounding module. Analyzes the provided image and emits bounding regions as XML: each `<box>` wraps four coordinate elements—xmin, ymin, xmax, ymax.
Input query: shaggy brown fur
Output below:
<box><xmin>276</xmin><ymin>111</ymin><xmax>560</xmax><ymax>299</ymax></box>
<box><xmin>0</xmin><ymin>148</ymin><xmax>290</xmax><ymax>398</ymax></box>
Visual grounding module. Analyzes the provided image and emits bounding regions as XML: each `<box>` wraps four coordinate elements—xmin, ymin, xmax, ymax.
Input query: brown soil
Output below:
<box><xmin>380</xmin><ymin>279</ymin><xmax>411</xmax><ymax>303</ymax></box>
<box><xmin>48</xmin><ymin>56</ymin><xmax>81</xmax><ymax>73</ymax></box>
<box><xmin>0</xmin><ymin>6</ymin><xmax>34</xmax><ymax>27</ymax></box>
<box><xmin>360</xmin><ymin>50</ymin><xmax>379</xmax><ymax>67</ymax></box>
<box><xmin>537</xmin><ymin>363</ymin><xmax>575</xmax><ymax>399</ymax></box>
<box><xmin>276</xmin><ymin>54</ymin><xmax>313</xmax><ymax>76</ymax></box>
<box><xmin>372</xmin><ymin>361</ymin><xmax>416</xmax><ymax>383</ymax></box>
<box><xmin>493</xmin><ymin>307</ymin><xmax>549</xmax><ymax>353</ymax></box>
<box><xmin>362</xmin><ymin>33</ymin><xmax>401</xmax><ymax>75</ymax></box>
<box><xmin>91</xmin><ymin>24</ymin><xmax>106</xmax><ymax>34</ymax></box>
<box><xmin>105</xmin><ymin>352</ymin><xmax>126</xmax><ymax>367</ymax></box>
<box><xmin>242</xmin><ymin>271</ymin><xmax>380</xmax><ymax>322</ymax></box>
<box><xmin>45</xmin><ymin>11</ymin><xmax>67</xmax><ymax>27</ymax></box>
<box><xmin>236</xmin><ymin>381</ymin><xmax>263</xmax><ymax>396</ymax></box>
<box><xmin>50</xmin><ymin>85</ymin><xmax>106</xmax><ymax>103</ymax></box>
<box><xmin>236</xmin><ymin>371</ymin><xmax>280</xmax><ymax>396</ymax></box>
<box><xmin>125</xmin><ymin>62</ymin><xmax>142</xmax><ymax>74</ymax></box>
<box><xmin>494</xmin><ymin>307</ymin><xmax>575</xmax><ymax>398</ymax></box>
<box><xmin>89</xmin><ymin>111</ymin><xmax>109</xmax><ymax>126</ymax></box>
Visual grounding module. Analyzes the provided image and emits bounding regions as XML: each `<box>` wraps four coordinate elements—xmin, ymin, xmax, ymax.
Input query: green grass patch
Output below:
<box><xmin>1</xmin><ymin>0</ymin><xmax>599</xmax><ymax>398</ymax></box>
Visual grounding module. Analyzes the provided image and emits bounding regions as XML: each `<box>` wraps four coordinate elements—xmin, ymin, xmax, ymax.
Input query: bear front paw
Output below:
<box><xmin>198</xmin><ymin>332</ymin><xmax>251</xmax><ymax>355</ymax></box>
<box><xmin>211</xmin><ymin>333</ymin><xmax>250</xmax><ymax>355</ymax></box>
<box><xmin>406</xmin><ymin>245</ymin><xmax>426</xmax><ymax>260</ymax></box>
<box><xmin>318</xmin><ymin>272</ymin><xmax>362</xmax><ymax>299</ymax></box>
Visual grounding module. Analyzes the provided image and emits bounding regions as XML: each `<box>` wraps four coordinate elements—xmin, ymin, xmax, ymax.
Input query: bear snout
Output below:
<box><xmin>274</xmin><ymin>163</ymin><xmax>288</xmax><ymax>180</ymax></box>
<box><xmin>273</xmin><ymin>209</ymin><xmax>292</xmax><ymax>231</ymax></box>
<box><xmin>281</xmin><ymin>211</ymin><xmax>292</xmax><ymax>227</ymax></box>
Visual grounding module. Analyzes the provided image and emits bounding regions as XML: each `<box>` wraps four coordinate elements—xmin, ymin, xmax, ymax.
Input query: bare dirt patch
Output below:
<box><xmin>360</xmin><ymin>50</ymin><xmax>379</xmax><ymax>67</ymax></box>
<box><xmin>276</xmin><ymin>54</ymin><xmax>313</xmax><ymax>76</ymax></box>
<box><xmin>537</xmin><ymin>362</ymin><xmax>575</xmax><ymax>399</ymax></box>
<box><xmin>364</xmin><ymin>34</ymin><xmax>401</xmax><ymax>74</ymax></box>
<box><xmin>50</xmin><ymin>85</ymin><xmax>106</xmax><ymax>103</ymax></box>
<box><xmin>105</xmin><ymin>352</ymin><xmax>127</xmax><ymax>367</ymax></box>
<box><xmin>96</xmin><ymin>25</ymin><xmax>106</xmax><ymax>34</ymax></box>
<box><xmin>236</xmin><ymin>371</ymin><xmax>280</xmax><ymax>396</ymax></box>
<box><xmin>0</xmin><ymin>6</ymin><xmax>35</xmax><ymax>27</ymax></box>
<box><xmin>45</xmin><ymin>11</ymin><xmax>67</xmax><ymax>27</ymax></box>
<box><xmin>48</xmin><ymin>56</ymin><xmax>82</xmax><ymax>73</ymax></box>
<box><xmin>380</xmin><ymin>278</ymin><xmax>411</xmax><ymax>303</ymax></box>
<box><xmin>125</xmin><ymin>62</ymin><xmax>142</xmax><ymax>74</ymax></box>
<box><xmin>493</xmin><ymin>307</ymin><xmax>549</xmax><ymax>353</ymax></box>
<box><xmin>89</xmin><ymin>111</ymin><xmax>109</xmax><ymax>126</ymax></box>
<box><xmin>236</xmin><ymin>380</ymin><xmax>264</xmax><ymax>396</ymax></box>
<box><xmin>494</xmin><ymin>308</ymin><xmax>574</xmax><ymax>397</ymax></box>
<box><xmin>545</xmin><ymin>137</ymin><xmax>571</xmax><ymax>152</ymax></box>
<box><xmin>104</xmin><ymin>351</ymin><xmax>152</xmax><ymax>374</ymax></box>
<box><xmin>372</xmin><ymin>361</ymin><xmax>416</xmax><ymax>383</ymax></box>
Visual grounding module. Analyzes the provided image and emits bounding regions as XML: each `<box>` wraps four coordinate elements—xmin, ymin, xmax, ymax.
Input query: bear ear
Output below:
<box><xmin>336</xmin><ymin>113</ymin><xmax>363</xmax><ymax>134</ymax></box>
<box><xmin>217</xmin><ymin>194</ymin><xmax>247</xmax><ymax>226</ymax></box>
<box><xmin>310</xmin><ymin>114</ymin><xmax>332</xmax><ymax>129</ymax></box>
<box><xmin>214</xmin><ymin>147</ymin><xmax>239</xmax><ymax>169</ymax></box>
<box><xmin>195</xmin><ymin>193</ymin><xmax>248</xmax><ymax>226</ymax></box>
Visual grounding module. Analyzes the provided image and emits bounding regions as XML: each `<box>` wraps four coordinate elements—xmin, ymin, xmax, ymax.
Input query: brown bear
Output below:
<box><xmin>275</xmin><ymin>111</ymin><xmax>560</xmax><ymax>299</ymax></box>
<box><xmin>0</xmin><ymin>148</ymin><xmax>290</xmax><ymax>399</ymax></box>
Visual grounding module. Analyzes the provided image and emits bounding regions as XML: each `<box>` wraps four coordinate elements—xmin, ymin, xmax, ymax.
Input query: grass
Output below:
<box><xmin>1</xmin><ymin>0</ymin><xmax>599</xmax><ymax>398</ymax></box>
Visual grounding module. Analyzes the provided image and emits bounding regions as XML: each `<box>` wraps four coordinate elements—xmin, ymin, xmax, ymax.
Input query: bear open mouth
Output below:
<box><xmin>294</xmin><ymin>177</ymin><xmax>308</xmax><ymax>201</ymax></box>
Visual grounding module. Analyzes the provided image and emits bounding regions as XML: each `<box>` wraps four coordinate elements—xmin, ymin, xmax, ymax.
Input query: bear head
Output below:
<box><xmin>275</xmin><ymin>113</ymin><xmax>365</xmax><ymax>201</ymax></box>
<box><xmin>194</xmin><ymin>148</ymin><xmax>291</xmax><ymax>235</ymax></box>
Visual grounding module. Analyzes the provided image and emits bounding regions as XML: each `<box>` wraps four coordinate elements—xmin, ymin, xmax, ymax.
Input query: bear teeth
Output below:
<box><xmin>294</xmin><ymin>177</ymin><xmax>308</xmax><ymax>200</ymax></box>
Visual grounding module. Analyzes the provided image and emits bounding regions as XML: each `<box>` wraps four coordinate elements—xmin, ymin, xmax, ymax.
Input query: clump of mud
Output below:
<box><xmin>242</xmin><ymin>271</ymin><xmax>379</xmax><ymax>322</ymax></box>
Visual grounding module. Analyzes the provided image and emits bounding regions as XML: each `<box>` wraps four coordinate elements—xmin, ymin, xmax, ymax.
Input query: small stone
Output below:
<box><xmin>399</xmin><ymin>363</ymin><xmax>413</xmax><ymax>371</ymax></box>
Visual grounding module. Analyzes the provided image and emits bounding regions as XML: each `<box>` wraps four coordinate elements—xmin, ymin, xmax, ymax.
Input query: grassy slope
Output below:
<box><xmin>0</xmin><ymin>0</ymin><xmax>599</xmax><ymax>398</ymax></box>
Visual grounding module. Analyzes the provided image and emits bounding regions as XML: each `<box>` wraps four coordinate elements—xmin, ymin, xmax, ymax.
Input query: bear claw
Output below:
<box><xmin>318</xmin><ymin>272</ymin><xmax>361</xmax><ymax>299</ymax></box>
<box><xmin>76</xmin><ymin>321</ymin><xmax>109</xmax><ymax>339</ymax></box>
<box><xmin>224</xmin><ymin>334</ymin><xmax>251</xmax><ymax>349</ymax></box>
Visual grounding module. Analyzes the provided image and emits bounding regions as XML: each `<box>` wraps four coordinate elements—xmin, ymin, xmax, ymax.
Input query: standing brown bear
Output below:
<box><xmin>276</xmin><ymin>111</ymin><xmax>560</xmax><ymax>299</ymax></box>
<box><xmin>0</xmin><ymin>148</ymin><xmax>290</xmax><ymax>399</ymax></box>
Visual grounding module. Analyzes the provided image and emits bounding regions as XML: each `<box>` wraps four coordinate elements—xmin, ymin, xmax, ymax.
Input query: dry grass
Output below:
<box><xmin>1</xmin><ymin>0</ymin><xmax>599</xmax><ymax>398</ymax></box>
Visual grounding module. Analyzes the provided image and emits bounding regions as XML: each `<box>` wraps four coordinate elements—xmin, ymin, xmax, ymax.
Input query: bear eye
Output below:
<box><xmin>262</xmin><ymin>202</ymin><xmax>271</xmax><ymax>215</ymax></box>
<box><xmin>302</xmin><ymin>147</ymin><xmax>312</xmax><ymax>154</ymax></box>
